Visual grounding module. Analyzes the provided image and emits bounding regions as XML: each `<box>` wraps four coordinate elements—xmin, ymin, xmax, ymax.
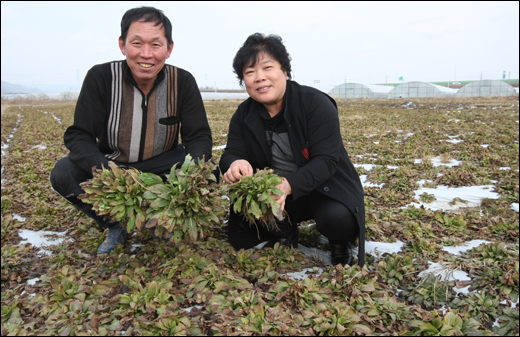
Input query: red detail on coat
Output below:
<box><xmin>302</xmin><ymin>147</ymin><xmax>310</xmax><ymax>160</ymax></box>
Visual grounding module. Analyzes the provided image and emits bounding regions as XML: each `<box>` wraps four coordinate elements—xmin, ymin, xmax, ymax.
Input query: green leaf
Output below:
<box><xmin>143</xmin><ymin>191</ymin><xmax>158</xmax><ymax>200</ymax></box>
<box><xmin>234</xmin><ymin>197</ymin><xmax>243</xmax><ymax>213</ymax></box>
<box><xmin>140</xmin><ymin>172</ymin><xmax>163</xmax><ymax>186</ymax></box>
<box><xmin>127</xmin><ymin>216</ymin><xmax>136</xmax><ymax>232</ymax></box>
<box><xmin>271</xmin><ymin>187</ymin><xmax>283</xmax><ymax>196</ymax></box>
<box><xmin>250</xmin><ymin>200</ymin><xmax>261</xmax><ymax>219</ymax></box>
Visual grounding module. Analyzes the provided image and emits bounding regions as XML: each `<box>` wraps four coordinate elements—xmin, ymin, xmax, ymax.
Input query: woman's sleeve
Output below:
<box><xmin>219</xmin><ymin>108</ymin><xmax>248</xmax><ymax>174</ymax></box>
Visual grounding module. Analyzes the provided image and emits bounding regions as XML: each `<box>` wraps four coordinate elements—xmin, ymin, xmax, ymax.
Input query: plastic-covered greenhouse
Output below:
<box><xmin>456</xmin><ymin>80</ymin><xmax>516</xmax><ymax>97</ymax></box>
<box><xmin>388</xmin><ymin>81</ymin><xmax>458</xmax><ymax>98</ymax></box>
<box><xmin>328</xmin><ymin>83</ymin><xmax>393</xmax><ymax>98</ymax></box>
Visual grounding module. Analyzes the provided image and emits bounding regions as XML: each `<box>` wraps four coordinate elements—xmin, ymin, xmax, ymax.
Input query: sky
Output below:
<box><xmin>1</xmin><ymin>1</ymin><xmax>519</xmax><ymax>93</ymax></box>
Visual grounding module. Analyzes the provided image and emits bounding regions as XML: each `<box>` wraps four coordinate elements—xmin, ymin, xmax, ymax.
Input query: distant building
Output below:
<box><xmin>456</xmin><ymin>80</ymin><xmax>517</xmax><ymax>97</ymax></box>
<box><xmin>328</xmin><ymin>83</ymin><xmax>393</xmax><ymax>99</ymax></box>
<box><xmin>388</xmin><ymin>81</ymin><xmax>458</xmax><ymax>98</ymax></box>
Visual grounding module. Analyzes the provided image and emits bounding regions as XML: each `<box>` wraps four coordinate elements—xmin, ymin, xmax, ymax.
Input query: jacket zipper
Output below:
<box><xmin>138</xmin><ymin>94</ymin><xmax>148</xmax><ymax>161</ymax></box>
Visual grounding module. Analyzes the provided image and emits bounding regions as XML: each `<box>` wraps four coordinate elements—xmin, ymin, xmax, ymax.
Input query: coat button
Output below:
<box><xmin>323</xmin><ymin>187</ymin><xmax>329</xmax><ymax>192</ymax></box>
<box><xmin>356</xmin><ymin>207</ymin><xmax>359</xmax><ymax>213</ymax></box>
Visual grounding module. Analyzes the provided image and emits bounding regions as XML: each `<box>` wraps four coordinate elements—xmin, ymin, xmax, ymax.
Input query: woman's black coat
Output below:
<box><xmin>220</xmin><ymin>80</ymin><xmax>366</xmax><ymax>267</ymax></box>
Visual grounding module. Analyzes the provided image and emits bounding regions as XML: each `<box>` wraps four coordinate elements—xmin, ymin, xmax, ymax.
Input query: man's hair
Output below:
<box><xmin>120</xmin><ymin>7</ymin><xmax>173</xmax><ymax>48</ymax></box>
<box><xmin>232</xmin><ymin>33</ymin><xmax>292</xmax><ymax>87</ymax></box>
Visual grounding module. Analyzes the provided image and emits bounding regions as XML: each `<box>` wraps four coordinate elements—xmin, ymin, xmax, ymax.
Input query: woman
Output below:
<box><xmin>220</xmin><ymin>33</ymin><xmax>366</xmax><ymax>267</ymax></box>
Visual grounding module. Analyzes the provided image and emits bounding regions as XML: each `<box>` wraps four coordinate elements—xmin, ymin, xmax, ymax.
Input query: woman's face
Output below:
<box><xmin>243</xmin><ymin>52</ymin><xmax>289</xmax><ymax>115</ymax></box>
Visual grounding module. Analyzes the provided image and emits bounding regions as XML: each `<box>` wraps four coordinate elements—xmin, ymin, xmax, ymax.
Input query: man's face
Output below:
<box><xmin>119</xmin><ymin>20</ymin><xmax>173</xmax><ymax>92</ymax></box>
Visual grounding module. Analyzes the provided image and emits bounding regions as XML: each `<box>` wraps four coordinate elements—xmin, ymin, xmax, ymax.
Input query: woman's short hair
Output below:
<box><xmin>121</xmin><ymin>7</ymin><xmax>173</xmax><ymax>49</ymax></box>
<box><xmin>233</xmin><ymin>33</ymin><xmax>292</xmax><ymax>87</ymax></box>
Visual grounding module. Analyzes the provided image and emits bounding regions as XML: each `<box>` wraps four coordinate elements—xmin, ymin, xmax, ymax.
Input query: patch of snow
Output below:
<box><xmin>212</xmin><ymin>144</ymin><xmax>226</xmax><ymax>150</ymax></box>
<box><xmin>286</xmin><ymin>267</ymin><xmax>324</xmax><ymax>280</ymax></box>
<box><xmin>130</xmin><ymin>244</ymin><xmax>144</xmax><ymax>252</ymax></box>
<box><xmin>52</xmin><ymin>114</ymin><xmax>62</xmax><ymax>124</ymax></box>
<box><xmin>511</xmin><ymin>203</ymin><xmax>519</xmax><ymax>213</ymax></box>
<box><xmin>441</xmin><ymin>240</ymin><xmax>492</xmax><ymax>256</ymax></box>
<box><xmin>419</xmin><ymin>261</ymin><xmax>472</xmax><ymax>295</ymax></box>
<box><xmin>12</xmin><ymin>214</ymin><xmax>26</xmax><ymax>222</ymax></box>
<box><xmin>182</xmin><ymin>306</ymin><xmax>203</xmax><ymax>313</ymax></box>
<box><xmin>440</xmin><ymin>139</ymin><xmax>464</xmax><ymax>144</ymax></box>
<box><xmin>359</xmin><ymin>175</ymin><xmax>384</xmax><ymax>189</ymax></box>
<box><xmin>18</xmin><ymin>229</ymin><xmax>71</xmax><ymax>256</ymax></box>
<box><xmin>407</xmin><ymin>184</ymin><xmax>499</xmax><ymax>211</ymax></box>
<box><xmin>365</xmin><ymin>240</ymin><xmax>405</xmax><ymax>260</ymax></box>
<box><xmin>27</xmin><ymin>278</ymin><xmax>39</xmax><ymax>285</ymax></box>
<box><xmin>354</xmin><ymin>164</ymin><xmax>377</xmax><ymax>171</ymax></box>
<box><xmin>424</xmin><ymin>156</ymin><xmax>462</xmax><ymax>167</ymax></box>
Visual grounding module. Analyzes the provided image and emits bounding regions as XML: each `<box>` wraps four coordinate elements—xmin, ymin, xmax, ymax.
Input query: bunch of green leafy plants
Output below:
<box><xmin>228</xmin><ymin>168</ymin><xmax>284</xmax><ymax>233</ymax></box>
<box><xmin>78</xmin><ymin>155</ymin><xmax>224</xmax><ymax>242</ymax></box>
<box><xmin>143</xmin><ymin>155</ymin><xmax>224</xmax><ymax>242</ymax></box>
<box><xmin>78</xmin><ymin>161</ymin><xmax>147</xmax><ymax>232</ymax></box>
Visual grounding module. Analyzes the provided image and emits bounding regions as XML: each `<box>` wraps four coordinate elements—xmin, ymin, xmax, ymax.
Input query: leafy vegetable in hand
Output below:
<box><xmin>78</xmin><ymin>161</ymin><xmax>147</xmax><ymax>232</ymax></box>
<box><xmin>78</xmin><ymin>155</ymin><xmax>224</xmax><ymax>242</ymax></box>
<box><xmin>144</xmin><ymin>155</ymin><xmax>224</xmax><ymax>242</ymax></box>
<box><xmin>228</xmin><ymin>168</ymin><xmax>285</xmax><ymax>233</ymax></box>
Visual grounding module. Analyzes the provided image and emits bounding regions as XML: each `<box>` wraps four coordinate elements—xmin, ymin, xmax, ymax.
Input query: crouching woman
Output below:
<box><xmin>219</xmin><ymin>33</ymin><xmax>366</xmax><ymax>267</ymax></box>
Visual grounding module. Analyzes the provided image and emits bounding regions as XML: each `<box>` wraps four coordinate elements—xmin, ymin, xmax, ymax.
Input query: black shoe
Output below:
<box><xmin>97</xmin><ymin>222</ymin><xmax>128</xmax><ymax>255</ymax></box>
<box><xmin>330</xmin><ymin>241</ymin><xmax>353</xmax><ymax>266</ymax></box>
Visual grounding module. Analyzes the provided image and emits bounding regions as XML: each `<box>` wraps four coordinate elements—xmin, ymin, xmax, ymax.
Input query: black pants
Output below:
<box><xmin>228</xmin><ymin>190</ymin><xmax>359</xmax><ymax>250</ymax></box>
<box><xmin>50</xmin><ymin>145</ymin><xmax>188</xmax><ymax>228</ymax></box>
<box><xmin>50</xmin><ymin>144</ymin><xmax>187</xmax><ymax>205</ymax></box>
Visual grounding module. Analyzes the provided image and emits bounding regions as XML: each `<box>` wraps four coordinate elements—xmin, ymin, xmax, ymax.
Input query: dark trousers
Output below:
<box><xmin>50</xmin><ymin>145</ymin><xmax>187</xmax><ymax>228</ymax></box>
<box><xmin>228</xmin><ymin>191</ymin><xmax>359</xmax><ymax>250</ymax></box>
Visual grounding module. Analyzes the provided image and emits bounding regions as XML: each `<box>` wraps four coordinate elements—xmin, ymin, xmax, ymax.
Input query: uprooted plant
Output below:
<box><xmin>143</xmin><ymin>154</ymin><xmax>224</xmax><ymax>242</ymax></box>
<box><xmin>78</xmin><ymin>161</ymin><xmax>148</xmax><ymax>232</ymax></box>
<box><xmin>228</xmin><ymin>168</ymin><xmax>285</xmax><ymax>234</ymax></box>
<box><xmin>78</xmin><ymin>155</ymin><xmax>225</xmax><ymax>242</ymax></box>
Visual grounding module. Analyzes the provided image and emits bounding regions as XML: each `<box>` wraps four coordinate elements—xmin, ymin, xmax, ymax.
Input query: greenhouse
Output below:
<box><xmin>456</xmin><ymin>80</ymin><xmax>517</xmax><ymax>97</ymax></box>
<box><xmin>328</xmin><ymin>83</ymin><xmax>393</xmax><ymax>99</ymax></box>
<box><xmin>388</xmin><ymin>81</ymin><xmax>458</xmax><ymax>98</ymax></box>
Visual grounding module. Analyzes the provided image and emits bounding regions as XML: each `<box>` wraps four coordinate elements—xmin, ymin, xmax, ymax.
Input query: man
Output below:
<box><xmin>50</xmin><ymin>7</ymin><xmax>213</xmax><ymax>255</ymax></box>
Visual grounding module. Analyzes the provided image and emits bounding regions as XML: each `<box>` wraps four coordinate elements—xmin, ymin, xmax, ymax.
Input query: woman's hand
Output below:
<box><xmin>273</xmin><ymin>177</ymin><xmax>292</xmax><ymax>211</ymax></box>
<box><xmin>223</xmin><ymin>159</ymin><xmax>253</xmax><ymax>183</ymax></box>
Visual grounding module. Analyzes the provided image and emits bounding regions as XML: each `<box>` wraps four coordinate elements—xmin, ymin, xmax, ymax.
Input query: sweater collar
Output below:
<box><xmin>122</xmin><ymin>60</ymin><xmax>166</xmax><ymax>94</ymax></box>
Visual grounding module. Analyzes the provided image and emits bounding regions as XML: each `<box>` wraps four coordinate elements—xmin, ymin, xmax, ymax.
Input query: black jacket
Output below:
<box><xmin>220</xmin><ymin>80</ymin><xmax>366</xmax><ymax>266</ymax></box>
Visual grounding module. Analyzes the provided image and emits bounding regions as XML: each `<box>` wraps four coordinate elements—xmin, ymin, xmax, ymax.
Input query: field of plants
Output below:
<box><xmin>1</xmin><ymin>95</ymin><xmax>519</xmax><ymax>335</ymax></box>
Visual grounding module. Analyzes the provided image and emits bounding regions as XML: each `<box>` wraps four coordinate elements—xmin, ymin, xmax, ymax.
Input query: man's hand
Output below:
<box><xmin>223</xmin><ymin>160</ymin><xmax>253</xmax><ymax>183</ymax></box>
<box><xmin>273</xmin><ymin>177</ymin><xmax>292</xmax><ymax>211</ymax></box>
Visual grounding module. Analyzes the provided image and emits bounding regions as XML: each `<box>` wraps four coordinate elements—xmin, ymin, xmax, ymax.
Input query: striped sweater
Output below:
<box><xmin>64</xmin><ymin>60</ymin><xmax>212</xmax><ymax>173</ymax></box>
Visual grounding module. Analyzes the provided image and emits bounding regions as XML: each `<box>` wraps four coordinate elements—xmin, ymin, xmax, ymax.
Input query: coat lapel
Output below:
<box><xmin>243</xmin><ymin>102</ymin><xmax>271</xmax><ymax>167</ymax></box>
